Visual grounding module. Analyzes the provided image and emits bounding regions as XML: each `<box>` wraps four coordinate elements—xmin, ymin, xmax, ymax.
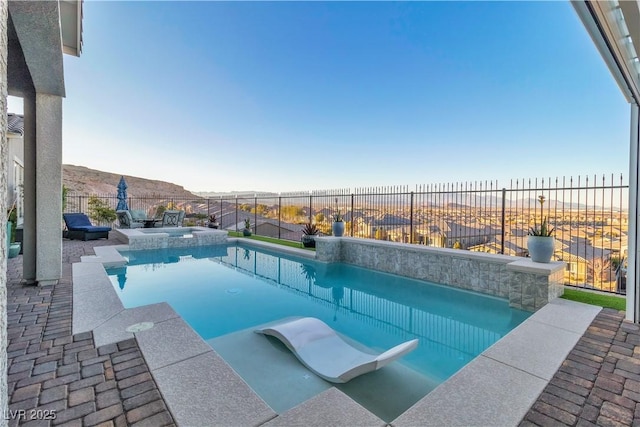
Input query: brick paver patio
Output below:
<box><xmin>521</xmin><ymin>309</ymin><xmax>640</xmax><ymax>427</ymax></box>
<box><xmin>6</xmin><ymin>236</ymin><xmax>175</xmax><ymax>426</ymax></box>
<box><xmin>6</xmin><ymin>234</ymin><xmax>640</xmax><ymax>426</ymax></box>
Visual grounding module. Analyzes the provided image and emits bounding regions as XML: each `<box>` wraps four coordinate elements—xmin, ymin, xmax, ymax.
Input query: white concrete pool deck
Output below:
<box><xmin>72</xmin><ymin>240</ymin><xmax>600</xmax><ymax>426</ymax></box>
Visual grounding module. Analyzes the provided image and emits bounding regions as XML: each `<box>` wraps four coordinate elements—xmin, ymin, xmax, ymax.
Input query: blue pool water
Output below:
<box><xmin>106</xmin><ymin>243</ymin><xmax>531</xmax><ymax>419</ymax></box>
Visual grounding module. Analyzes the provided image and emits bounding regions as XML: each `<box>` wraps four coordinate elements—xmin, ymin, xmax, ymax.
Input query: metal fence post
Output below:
<box><xmin>219</xmin><ymin>196</ymin><xmax>223</xmax><ymax>229</ymax></box>
<box><xmin>350</xmin><ymin>193</ymin><xmax>355</xmax><ymax>237</ymax></box>
<box><xmin>254</xmin><ymin>195</ymin><xmax>258</xmax><ymax>236</ymax></box>
<box><xmin>278</xmin><ymin>196</ymin><xmax>282</xmax><ymax>239</ymax></box>
<box><xmin>235</xmin><ymin>196</ymin><xmax>238</xmax><ymax>232</ymax></box>
<box><xmin>501</xmin><ymin>188</ymin><xmax>506</xmax><ymax>255</ymax></box>
<box><xmin>309</xmin><ymin>192</ymin><xmax>313</xmax><ymax>224</ymax></box>
<box><xmin>410</xmin><ymin>191</ymin><xmax>414</xmax><ymax>244</ymax></box>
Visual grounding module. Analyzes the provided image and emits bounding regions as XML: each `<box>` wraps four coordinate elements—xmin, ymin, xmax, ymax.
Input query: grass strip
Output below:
<box><xmin>228</xmin><ymin>231</ymin><xmax>316</xmax><ymax>251</ymax></box>
<box><xmin>561</xmin><ymin>288</ymin><xmax>625</xmax><ymax>311</ymax></box>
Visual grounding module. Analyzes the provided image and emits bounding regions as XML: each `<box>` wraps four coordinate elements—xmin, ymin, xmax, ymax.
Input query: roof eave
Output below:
<box><xmin>60</xmin><ymin>0</ymin><xmax>83</xmax><ymax>57</ymax></box>
<box><xmin>572</xmin><ymin>0</ymin><xmax>640</xmax><ymax>104</ymax></box>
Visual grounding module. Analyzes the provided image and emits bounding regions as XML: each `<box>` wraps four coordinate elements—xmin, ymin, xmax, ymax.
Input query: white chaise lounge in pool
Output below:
<box><xmin>255</xmin><ymin>317</ymin><xmax>419</xmax><ymax>383</ymax></box>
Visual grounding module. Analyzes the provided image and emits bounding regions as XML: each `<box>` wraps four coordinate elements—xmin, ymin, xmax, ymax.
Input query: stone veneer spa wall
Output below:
<box><xmin>315</xmin><ymin>236</ymin><xmax>564</xmax><ymax>312</ymax></box>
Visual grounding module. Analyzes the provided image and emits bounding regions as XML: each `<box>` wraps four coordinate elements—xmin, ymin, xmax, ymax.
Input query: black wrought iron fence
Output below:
<box><xmin>66</xmin><ymin>173</ymin><xmax>629</xmax><ymax>294</ymax></box>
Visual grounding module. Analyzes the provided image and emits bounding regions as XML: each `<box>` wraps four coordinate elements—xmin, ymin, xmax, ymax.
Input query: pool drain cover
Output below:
<box><xmin>125</xmin><ymin>322</ymin><xmax>154</xmax><ymax>333</ymax></box>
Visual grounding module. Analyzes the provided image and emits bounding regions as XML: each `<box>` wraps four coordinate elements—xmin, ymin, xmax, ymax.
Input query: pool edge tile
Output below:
<box><xmin>262</xmin><ymin>388</ymin><xmax>385</xmax><ymax>427</ymax></box>
<box><xmin>392</xmin><ymin>296</ymin><xmax>599</xmax><ymax>426</ymax></box>
<box><xmin>392</xmin><ymin>356</ymin><xmax>548</xmax><ymax>427</ymax></box>
<box><xmin>72</xmin><ymin>263</ymin><xmax>114</xmax><ymax>294</ymax></box>
<box><xmin>72</xmin><ymin>284</ymin><xmax>124</xmax><ymax>334</ymax></box>
<box><xmin>480</xmin><ymin>298</ymin><xmax>600</xmax><ymax>382</ymax></box>
<box><xmin>482</xmin><ymin>319</ymin><xmax>583</xmax><ymax>381</ymax></box>
<box><xmin>151</xmin><ymin>351</ymin><xmax>276</xmax><ymax>427</ymax></box>
<box><xmin>134</xmin><ymin>316</ymin><xmax>213</xmax><ymax>370</ymax></box>
<box><xmin>530</xmin><ymin>297</ymin><xmax>602</xmax><ymax>333</ymax></box>
<box><xmin>92</xmin><ymin>302</ymin><xmax>180</xmax><ymax>348</ymax></box>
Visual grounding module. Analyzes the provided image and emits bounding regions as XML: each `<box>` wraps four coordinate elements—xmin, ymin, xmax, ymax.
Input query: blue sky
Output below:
<box><xmin>9</xmin><ymin>1</ymin><xmax>631</xmax><ymax>193</ymax></box>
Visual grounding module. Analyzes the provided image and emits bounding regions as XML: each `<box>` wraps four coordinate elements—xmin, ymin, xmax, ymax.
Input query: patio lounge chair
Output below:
<box><xmin>116</xmin><ymin>210</ymin><xmax>143</xmax><ymax>229</ymax></box>
<box><xmin>129</xmin><ymin>209</ymin><xmax>148</xmax><ymax>226</ymax></box>
<box><xmin>255</xmin><ymin>317</ymin><xmax>418</xmax><ymax>383</ymax></box>
<box><xmin>161</xmin><ymin>210</ymin><xmax>182</xmax><ymax>227</ymax></box>
<box><xmin>63</xmin><ymin>213</ymin><xmax>111</xmax><ymax>241</ymax></box>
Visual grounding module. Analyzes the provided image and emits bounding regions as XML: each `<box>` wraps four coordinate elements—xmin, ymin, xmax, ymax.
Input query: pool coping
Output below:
<box><xmin>71</xmin><ymin>239</ymin><xmax>601</xmax><ymax>426</ymax></box>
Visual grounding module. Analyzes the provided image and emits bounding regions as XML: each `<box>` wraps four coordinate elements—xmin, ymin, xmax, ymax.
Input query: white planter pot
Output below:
<box><xmin>527</xmin><ymin>236</ymin><xmax>555</xmax><ymax>263</ymax></box>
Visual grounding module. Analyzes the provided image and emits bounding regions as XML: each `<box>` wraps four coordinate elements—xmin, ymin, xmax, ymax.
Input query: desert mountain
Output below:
<box><xmin>63</xmin><ymin>164</ymin><xmax>198</xmax><ymax>198</ymax></box>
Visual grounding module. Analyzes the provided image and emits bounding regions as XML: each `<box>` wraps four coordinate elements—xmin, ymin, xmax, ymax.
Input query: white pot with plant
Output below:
<box><xmin>527</xmin><ymin>195</ymin><xmax>555</xmax><ymax>263</ymax></box>
<box><xmin>332</xmin><ymin>199</ymin><xmax>345</xmax><ymax>237</ymax></box>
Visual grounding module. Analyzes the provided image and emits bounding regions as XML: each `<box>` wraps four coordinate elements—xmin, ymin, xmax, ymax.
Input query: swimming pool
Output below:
<box><xmin>106</xmin><ymin>242</ymin><xmax>531</xmax><ymax>420</ymax></box>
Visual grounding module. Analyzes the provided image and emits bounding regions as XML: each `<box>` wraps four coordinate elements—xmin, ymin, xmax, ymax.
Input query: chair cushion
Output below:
<box><xmin>63</xmin><ymin>213</ymin><xmax>93</xmax><ymax>229</ymax></box>
<box><xmin>70</xmin><ymin>225</ymin><xmax>112</xmax><ymax>232</ymax></box>
<box><xmin>130</xmin><ymin>210</ymin><xmax>147</xmax><ymax>221</ymax></box>
<box><xmin>64</xmin><ymin>213</ymin><xmax>111</xmax><ymax>232</ymax></box>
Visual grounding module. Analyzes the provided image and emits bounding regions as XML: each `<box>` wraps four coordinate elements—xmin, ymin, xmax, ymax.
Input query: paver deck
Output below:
<box><xmin>521</xmin><ymin>308</ymin><xmax>640</xmax><ymax>426</ymax></box>
<box><xmin>6</xmin><ymin>234</ymin><xmax>640</xmax><ymax>426</ymax></box>
<box><xmin>6</xmin><ymin>237</ymin><xmax>175</xmax><ymax>426</ymax></box>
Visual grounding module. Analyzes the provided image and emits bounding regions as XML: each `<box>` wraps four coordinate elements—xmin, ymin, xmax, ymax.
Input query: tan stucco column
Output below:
<box><xmin>22</xmin><ymin>93</ymin><xmax>63</xmax><ymax>285</ymax></box>
<box><xmin>35</xmin><ymin>93</ymin><xmax>62</xmax><ymax>285</ymax></box>
<box><xmin>22</xmin><ymin>94</ymin><xmax>35</xmax><ymax>284</ymax></box>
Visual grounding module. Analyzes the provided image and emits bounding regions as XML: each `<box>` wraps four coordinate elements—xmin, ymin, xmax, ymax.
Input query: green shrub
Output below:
<box><xmin>87</xmin><ymin>196</ymin><xmax>116</xmax><ymax>224</ymax></box>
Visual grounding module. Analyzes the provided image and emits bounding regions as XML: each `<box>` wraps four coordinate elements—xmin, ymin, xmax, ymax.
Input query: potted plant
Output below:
<box><xmin>527</xmin><ymin>195</ymin><xmax>555</xmax><ymax>263</ymax></box>
<box><xmin>207</xmin><ymin>214</ymin><xmax>219</xmax><ymax>229</ymax></box>
<box><xmin>332</xmin><ymin>198</ymin><xmax>345</xmax><ymax>237</ymax></box>
<box><xmin>301</xmin><ymin>222</ymin><xmax>319</xmax><ymax>248</ymax></box>
<box><xmin>243</xmin><ymin>218</ymin><xmax>252</xmax><ymax>236</ymax></box>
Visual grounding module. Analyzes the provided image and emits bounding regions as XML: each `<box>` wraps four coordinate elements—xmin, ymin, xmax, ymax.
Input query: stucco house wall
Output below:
<box><xmin>1</xmin><ymin>0</ymin><xmax>9</xmax><ymax>419</ymax></box>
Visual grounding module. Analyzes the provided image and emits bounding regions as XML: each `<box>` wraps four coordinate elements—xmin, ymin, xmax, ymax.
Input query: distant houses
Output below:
<box><xmin>353</xmin><ymin>215</ymin><xmax>499</xmax><ymax>249</ymax></box>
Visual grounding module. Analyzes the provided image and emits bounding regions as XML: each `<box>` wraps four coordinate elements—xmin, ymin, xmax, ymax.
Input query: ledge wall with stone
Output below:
<box><xmin>315</xmin><ymin>236</ymin><xmax>565</xmax><ymax>312</ymax></box>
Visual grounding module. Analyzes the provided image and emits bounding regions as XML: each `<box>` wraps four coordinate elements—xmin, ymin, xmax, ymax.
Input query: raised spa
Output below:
<box><xmin>112</xmin><ymin>226</ymin><xmax>227</xmax><ymax>250</ymax></box>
